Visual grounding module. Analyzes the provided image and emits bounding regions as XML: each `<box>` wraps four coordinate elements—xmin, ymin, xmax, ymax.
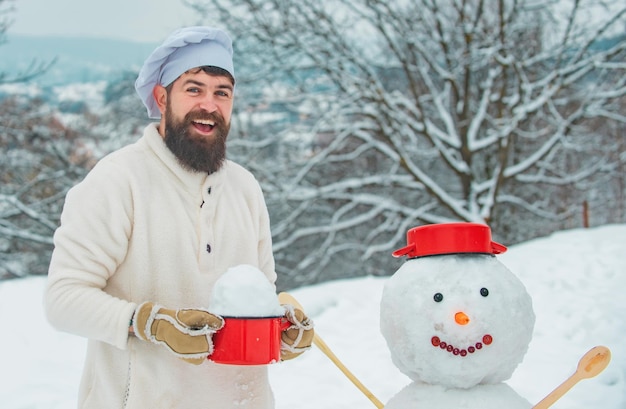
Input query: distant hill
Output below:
<box><xmin>0</xmin><ymin>34</ymin><xmax>158</xmax><ymax>86</ymax></box>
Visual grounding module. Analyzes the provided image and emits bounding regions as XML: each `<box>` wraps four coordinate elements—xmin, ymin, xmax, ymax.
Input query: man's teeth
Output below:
<box><xmin>194</xmin><ymin>119</ymin><xmax>215</xmax><ymax>126</ymax></box>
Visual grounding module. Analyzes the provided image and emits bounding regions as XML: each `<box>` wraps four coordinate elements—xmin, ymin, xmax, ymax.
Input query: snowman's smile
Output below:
<box><xmin>430</xmin><ymin>334</ymin><xmax>493</xmax><ymax>357</ymax></box>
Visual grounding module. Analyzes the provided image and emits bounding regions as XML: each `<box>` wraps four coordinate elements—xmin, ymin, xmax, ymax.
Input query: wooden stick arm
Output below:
<box><xmin>278</xmin><ymin>292</ymin><xmax>385</xmax><ymax>409</ymax></box>
<box><xmin>533</xmin><ymin>346</ymin><xmax>611</xmax><ymax>409</ymax></box>
<box><xmin>311</xmin><ymin>333</ymin><xmax>385</xmax><ymax>408</ymax></box>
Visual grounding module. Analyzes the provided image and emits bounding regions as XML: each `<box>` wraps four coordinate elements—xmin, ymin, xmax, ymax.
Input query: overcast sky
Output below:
<box><xmin>10</xmin><ymin>0</ymin><xmax>203</xmax><ymax>43</ymax></box>
<box><xmin>10</xmin><ymin>0</ymin><xmax>623</xmax><ymax>44</ymax></box>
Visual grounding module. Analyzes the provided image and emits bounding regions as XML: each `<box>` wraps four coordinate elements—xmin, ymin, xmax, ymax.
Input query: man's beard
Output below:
<box><xmin>163</xmin><ymin>107</ymin><xmax>229</xmax><ymax>174</ymax></box>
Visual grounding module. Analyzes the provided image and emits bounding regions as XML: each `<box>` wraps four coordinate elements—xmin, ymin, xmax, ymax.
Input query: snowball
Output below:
<box><xmin>210</xmin><ymin>264</ymin><xmax>284</xmax><ymax>317</ymax></box>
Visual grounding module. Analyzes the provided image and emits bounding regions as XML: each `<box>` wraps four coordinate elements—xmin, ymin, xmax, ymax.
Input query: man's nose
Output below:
<box><xmin>198</xmin><ymin>96</ymin><xmax>218</xmax><ymax>113</ymax></box>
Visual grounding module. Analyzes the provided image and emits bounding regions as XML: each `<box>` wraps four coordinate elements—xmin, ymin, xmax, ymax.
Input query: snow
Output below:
<box><xmin>0</xmin><ymin>224</ymin><xmax>624</xmax><ymax>408</ymax></box>
<box><xmin>0</xmin><ymin>82</ymin><xmax>42</xmax><ymax>98</ymax></box>
<box><xmin>210</xmin><ymin>264</ymin><xmax>285</xmax><ymax>317</ymax></box>
<box><xmin>52</xmin><ymin>81</ymin><xmax>107</xmax><ymax>110</ymax></box>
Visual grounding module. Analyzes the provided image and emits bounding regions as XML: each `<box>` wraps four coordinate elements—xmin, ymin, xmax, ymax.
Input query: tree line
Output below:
<box><xmin>1</xmin><ymin>0</ymin><xmax>624</xmax><ymax>289</ymax></box>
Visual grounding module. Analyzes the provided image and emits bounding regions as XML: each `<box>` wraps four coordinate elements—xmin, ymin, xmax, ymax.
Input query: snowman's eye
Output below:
<box><xmin>480</xmin><ymin>287</ymin><xmax>489</xmax><ymax>297</ymax></box>
<box><xmin>433</xmin><ymin>293</ymin><xmax>443</xmax><ymax>302</ymax></box>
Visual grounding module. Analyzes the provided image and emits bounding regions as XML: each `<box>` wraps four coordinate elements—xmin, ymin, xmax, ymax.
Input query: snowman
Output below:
<box><xmin>380</xmin><ymin>222</ymin><xmax>535</xmax><ymax>409</ymax></box>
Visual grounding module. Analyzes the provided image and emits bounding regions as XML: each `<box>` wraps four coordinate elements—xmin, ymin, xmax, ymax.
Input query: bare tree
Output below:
<box><xmin>184</xmin><ymin>0</ymin><xmax>626</xmax><ymax>288</ymax></box>
<box><xmin>0</xmin><ymin>1</ymin><xmax>82</xmax><ymax>278</ymax></box>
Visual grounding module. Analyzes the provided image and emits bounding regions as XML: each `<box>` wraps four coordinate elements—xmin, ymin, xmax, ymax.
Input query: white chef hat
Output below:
<box><xmin>135</xmin><ymin>26</ymin><xmax>235</xmax><ymax>119</ymax></box>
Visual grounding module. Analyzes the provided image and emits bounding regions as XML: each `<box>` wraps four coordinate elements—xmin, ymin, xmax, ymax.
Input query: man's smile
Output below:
<box><xmin>192</xmin><ymin>119</ymin><xmax>216</xmax><ymax>134</ymax></box>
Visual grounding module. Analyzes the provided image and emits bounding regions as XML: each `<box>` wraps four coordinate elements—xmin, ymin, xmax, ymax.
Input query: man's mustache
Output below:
<box><xmin>186</xmin><ymin>110</ymin><xmax>224</xmax><ymax>124</ymax></box>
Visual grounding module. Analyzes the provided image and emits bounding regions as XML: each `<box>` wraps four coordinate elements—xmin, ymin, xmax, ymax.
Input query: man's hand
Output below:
<box><xmin>133</xmin><ymin>302</ymin><xmax>224</xmax><ymax>365</ymax></box>
<box><xmin>280</xmin><ymin>304</ymin><xmax>314</xmax><ymax>361</ymax></box>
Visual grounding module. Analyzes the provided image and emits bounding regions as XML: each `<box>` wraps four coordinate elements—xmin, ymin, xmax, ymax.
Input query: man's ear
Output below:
<box><xmin>153</xmin><ymin>84</ymin><xmax>167</xmax><ymax>116</ymax></box>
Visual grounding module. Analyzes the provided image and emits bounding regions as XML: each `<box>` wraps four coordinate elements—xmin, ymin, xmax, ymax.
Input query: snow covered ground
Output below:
<box><xmin>0</xmin><ymin>224</ymin><xmax>624</xmax><ymax>408</ymax></box>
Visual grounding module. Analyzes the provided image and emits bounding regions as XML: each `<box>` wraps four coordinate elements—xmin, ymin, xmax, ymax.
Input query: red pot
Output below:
<box><xmin>210</xmin><ymin>316</ymin><xmax>290</xmax><ymax>365</ymax></box>
<box><xmin>392</xmin><ymin>222</ymin><xmax>507</xmax><ymax>258</ymax></box>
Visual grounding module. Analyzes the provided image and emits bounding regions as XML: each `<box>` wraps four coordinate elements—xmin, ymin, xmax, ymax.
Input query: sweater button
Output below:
<box><xmin>206</xmin><ymin>243</ymin><xmax>212</xmax><ymax>253</ymax></box>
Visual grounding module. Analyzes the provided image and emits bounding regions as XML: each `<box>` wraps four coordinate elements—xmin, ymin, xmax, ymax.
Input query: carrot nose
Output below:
<box><xmin>455</xmin><ymin>311</ymin><xmax>470</xmax><ymax>325</ymax></box>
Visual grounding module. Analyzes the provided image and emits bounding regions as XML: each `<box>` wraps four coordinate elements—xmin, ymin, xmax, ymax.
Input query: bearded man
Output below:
<box><xmin>45</xmin><ymin>26</ymin><xmax>313</xmax><ymax>409</ymax></box>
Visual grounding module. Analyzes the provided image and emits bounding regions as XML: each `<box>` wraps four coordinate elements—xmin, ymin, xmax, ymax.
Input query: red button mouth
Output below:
<box><xmin>431</xmin><ymin>334</ymin><xmax>494</xmax><ymax>357</ymax></box>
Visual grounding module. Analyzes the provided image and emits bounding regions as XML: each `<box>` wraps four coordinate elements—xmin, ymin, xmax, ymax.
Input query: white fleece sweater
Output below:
<box><xmin>45</xmin><ymin>123</ymin><xmax>277</xmax><ymax>408</ymax></box>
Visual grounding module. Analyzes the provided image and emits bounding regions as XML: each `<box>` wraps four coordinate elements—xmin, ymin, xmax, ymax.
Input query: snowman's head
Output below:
<box><xmin>380</xmin><ymin>254</ymin><xmax>535</xmax><ymax>389</ymax></box>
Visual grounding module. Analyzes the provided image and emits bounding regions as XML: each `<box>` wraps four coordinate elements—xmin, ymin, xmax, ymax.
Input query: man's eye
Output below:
<box><xmin>187</xmin><ymin>87</ymin><xmax>200</xmax><ymax>93</ymax></box>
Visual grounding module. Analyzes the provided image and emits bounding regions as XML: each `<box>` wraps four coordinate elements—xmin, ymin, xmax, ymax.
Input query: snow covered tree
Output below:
<box><xmin>0</xmin><ymin>2</ymin><xmax>84</xmax><ymax>278</ymax></box>
<box><xmin>185</xmin><ymin>0</ymin><xmax>626</xmax><ymax>287</ymax></box>
<box><xmin>0</xmin><ymin>96</ymin><xmax>94</xmax><ymax>278</ymax></box>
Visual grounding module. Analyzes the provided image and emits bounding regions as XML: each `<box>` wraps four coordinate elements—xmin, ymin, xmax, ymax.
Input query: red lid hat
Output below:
<box><xmin>392</xmin><ymin>222</ymin><xmax>507</xmax><ymax>258</ymax></box>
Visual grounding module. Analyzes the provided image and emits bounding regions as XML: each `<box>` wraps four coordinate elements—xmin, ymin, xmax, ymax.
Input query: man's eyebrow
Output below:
<box><xmin>182</xmin><ymin>79</ymin><xmax>205</xmax><ymax>87</ymax></box>
<box><xmin>181</xmin><ymin>79</ymin><xmax>233</xmax><ymax>91</ymax></box>
<box><xmin>216</xmin><ymin>83</ymin><xmax>234</xmax><ymax>92</ymax></box>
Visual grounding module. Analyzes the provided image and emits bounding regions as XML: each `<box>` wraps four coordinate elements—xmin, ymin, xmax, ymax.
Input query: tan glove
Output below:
<box><xmin>133</xmin><ymin>302</ymin><xmax>224</xmax><ymax>365</ymax></box>
<box><xmin>281</xmin><ymin>304</ymin><xmax>315</xmax><ymax>361</ymax></box>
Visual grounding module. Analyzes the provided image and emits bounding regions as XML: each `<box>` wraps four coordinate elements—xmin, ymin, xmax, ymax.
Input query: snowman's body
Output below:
<box><xmin>381</xmin><ymin>254</ymin><xmax>535</xmax><ymax>409</ymax></box>
<box><xmin>385</xmin><ymin>382</ymin><xmax>530</xmax><ymax>409</ymax></box>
